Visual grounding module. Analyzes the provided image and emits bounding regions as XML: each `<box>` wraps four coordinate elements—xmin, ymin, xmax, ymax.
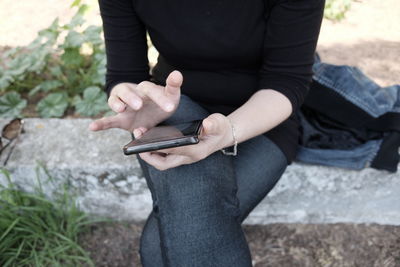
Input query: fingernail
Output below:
<box><xmin>90</xmin><ymin>123</ymin><xmax>98</xmax><ymax>131</ymax></box>
<box><xmin>165</xmin><ymin>103</ymin><xmax>174</xmax><ymax>111</ymax></box>
<box><xmin>114</xmin><ymin>103</ymin><xmax>122</xmax><ymax>110</ymax></box>
<box><xmin>132</xmin><ymin>100</ymin><xmax>142</xmax><ymax>109</ymax></box>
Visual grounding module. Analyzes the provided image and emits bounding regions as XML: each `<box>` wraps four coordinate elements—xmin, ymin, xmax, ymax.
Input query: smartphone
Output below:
<box><xmin>123</xmin><ymin>119</ymin><xmax>203</xmax><ymax>155</ymax></box>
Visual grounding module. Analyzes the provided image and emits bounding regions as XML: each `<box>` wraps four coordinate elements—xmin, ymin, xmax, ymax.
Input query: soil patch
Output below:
<box><xmin>79</xmin><ymin>221</ymin><xmax>400</xmax><ymax>267</ymax></box>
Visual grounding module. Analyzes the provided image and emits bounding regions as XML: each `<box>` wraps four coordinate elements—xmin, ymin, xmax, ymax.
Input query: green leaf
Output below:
<box><xmin>73</xmin><ymin>86</ymin><xmax>109</xmax><ymax>116</ymax></box>
<box><xmin>0</xmin><ymin>218</ymin><xmax>20</xmax><ymax>244</ymax></box>
<box><xmin>37</xmin><ymin>18</ymin><xmax>60</xmax><ymax>42</ymax></box>
<box><xmin>61</xmin><ymin>48</ymin><xmax>83</xmax><ymax>67</ymax></box>
<box><xmin>0</xmin><ymin>75</ymin><xmax>14</xmax><ymax>91</ymax></box>
<box><xmin>77</xmin><ymin>4</ymin><xmax>90</xmax><ymax>15</ymax></box>
<box><xmin>63</xmin><ymin>31</ymin><xmax>85</xmax><ymax>48</ymax></box>
<box><xmin>29</xmin><ymin>85</ymin><xmax>42</xmax><ymax>97</ymax></box>
<box><xmin>0</xmin><ymin>92</ymin><xmax>27</xmax><ymax>118</ymax></box>
<box><xmin>71</xmin><ymin>95</ymin><xmax>81</xmax><ymax>106</ymax></box>
<box><xmin>70</xmin><ymin>0</ymin><xmax>81</xmax><ymax>8</ymax></box>
<box><xmin>39</xmin><ymin>80</ymin><xmax>63</xmax><ymax>91</ymax></box>
<box><xmin>82</xmin><ymin>25</ymin><xmax>103</xmax><ymax>46</ymax></box>
<box><xmin>49</xmin><ymin>65</ymin><xmax>63</xmax><ymax>77</ymax></box>
<box><xmin>28</xmin><ymin>80</ymin><xmax>63</xmax><ymax>97</ymax></box>
<box><xmin>36</xmin><ymin>93</ymin><xmax>69</xmax><ymax>118</ymax></box>
<box><xmin>324</xmin><ymin>0</ymin><xmax>352</xmax><ymax>21</ymax></box>
<box><xmin>68</xmin><ymin>14</ymin><xmax>85</xmax><ymax>29</ymax></box>
<box><xmin>2</xmin><ymin>47</ymin><xmax>20</xmax><ymax>60</ymax></box>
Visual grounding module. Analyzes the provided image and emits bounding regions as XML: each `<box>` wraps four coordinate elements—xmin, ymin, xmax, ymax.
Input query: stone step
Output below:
<box><xmin>1</xmin><ymin>118</ymin><xmax>399</xmax><ymax>225</ymax></box>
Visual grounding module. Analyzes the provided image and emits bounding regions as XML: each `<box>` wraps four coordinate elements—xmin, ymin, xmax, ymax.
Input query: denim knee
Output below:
<box><xmin>139</xmin><ymin>212</ymin><xmax>164</xmax><ymax>267</ymax></box>
<box><xmin>144</xmin><ymin>150</ymin><xmax>240</xmax><ymax>221</ymax></box>
<box><xmin>137</xmin><ymin>145</ymin><xmax>252</xmax><ymax>267</ymax></box>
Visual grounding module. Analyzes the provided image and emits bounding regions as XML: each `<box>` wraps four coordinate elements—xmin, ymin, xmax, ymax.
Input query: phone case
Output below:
<box><xmin>123</xmin><ymin>120</ymin><xmax>203</xmax><ymax>155</ymax></box>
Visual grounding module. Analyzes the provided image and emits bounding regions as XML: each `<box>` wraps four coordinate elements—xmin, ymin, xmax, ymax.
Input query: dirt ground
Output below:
<box><xmin>1</xmin><ymin>0</ymin><xmax>400</xmax><ymax>266</ymax></box>
<box><xmin>316</xmin><ymin>0</ymin><xmax>400</xmax><ymax>87</ymax></box>
<box><xmin>79</xmin><ymin>221</ymin><xmax>400</xmax><ymax>267</ymax></box>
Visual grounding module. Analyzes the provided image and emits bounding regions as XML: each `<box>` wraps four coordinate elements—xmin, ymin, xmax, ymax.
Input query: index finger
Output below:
<box><xmin>88</xmin><ymin>115</ymin><xmax>119</xmax><ymax>131</ymax></box>
<box><xmin>135</xmin><ymin>81</ymin><xmax>175</xmax><ymax>112</ymax></box>
<box><xmin>111</xmin><ymin>83</ymin><xmax>143</xmax><ymax>110</ymax></box>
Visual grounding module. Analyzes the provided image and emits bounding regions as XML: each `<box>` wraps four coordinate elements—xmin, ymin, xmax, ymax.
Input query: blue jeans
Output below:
<box><xmin>136</xmin><ymin>94</ymin><xmax>288</xmax><ymax>267</ymax></box>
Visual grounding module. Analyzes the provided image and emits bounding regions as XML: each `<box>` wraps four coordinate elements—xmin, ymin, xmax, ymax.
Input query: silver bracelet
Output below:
<box><xmin>221</xmin><ymin>118</ymin><xmax>238</xmax><ymax>156</ymax></box>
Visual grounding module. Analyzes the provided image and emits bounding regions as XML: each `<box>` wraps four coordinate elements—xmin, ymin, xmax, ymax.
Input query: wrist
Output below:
<box><xmin>220</xmin><ymin>117</ymin><xmax>238</xmax><ymax>156</ymax></box>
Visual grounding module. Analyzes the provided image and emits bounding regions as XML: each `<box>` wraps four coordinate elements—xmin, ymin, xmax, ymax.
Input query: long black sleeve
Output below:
<box><xmin>98</xmin><ymin>0</ymin><xmax>150</xmax><ymax>98</ymax></box>
<box><xmin>259</xmin><ymin>0</ymin><xmax>325</xmax><ymax>114</ymax></box>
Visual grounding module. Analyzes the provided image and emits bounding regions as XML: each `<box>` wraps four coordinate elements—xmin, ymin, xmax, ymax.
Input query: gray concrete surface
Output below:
<box><xmin>0</xmin><ymin>118</ymin><xmax>399</xmax><ymax>225</ymax></box>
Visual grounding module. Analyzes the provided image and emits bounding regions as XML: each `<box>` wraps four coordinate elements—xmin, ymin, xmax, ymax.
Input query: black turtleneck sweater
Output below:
<box><xmin>99</xmin><ymin>0</ymin><xmax>325</xmax><ymax>164</ymax></box>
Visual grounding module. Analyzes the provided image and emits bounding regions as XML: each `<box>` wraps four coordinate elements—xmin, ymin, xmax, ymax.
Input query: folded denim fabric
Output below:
<box><xmin>296</xmin><ymin>54</ymin><xmax>400</xmax><ymax>172</ymax></box>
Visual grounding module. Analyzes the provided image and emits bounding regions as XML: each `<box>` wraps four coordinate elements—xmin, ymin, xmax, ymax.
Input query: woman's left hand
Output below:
<box><xmin>138</xmin><ymin>113</ymin><xmax>235</xmax><ymax>171</ymax></box>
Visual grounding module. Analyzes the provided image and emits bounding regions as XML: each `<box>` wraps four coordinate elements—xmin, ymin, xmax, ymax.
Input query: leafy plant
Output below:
<box><xmin>73</xmin><ymin>86</ymin><xmax>109</xmax><ymax>116</ymax></box>
<box><xmin>0</xmin><ymin>1</ymin><xmax>109</xmax><ymax>118</ymax></box>
<box><xmin>0</xmin><ymin>92</ymin><xmax>27</xmax><ymax>118</ymax></box>
<box><xmin>324</xmin><ymin>0</ymin><xmax>353</xmax><ymax>21</ymax></box>
<box><xmin>37</xmin><ymin>92</ymin><xmax>69</xmax><ymax>118</ymax></box>
<box><xmin>0</xmin><ymin>165</ymin><xmax>108</xmax><ymax>266</ymax></box>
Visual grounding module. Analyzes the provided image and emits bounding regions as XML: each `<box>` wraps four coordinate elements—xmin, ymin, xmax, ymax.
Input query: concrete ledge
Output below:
<box><xmin>1</xmin><ymin>118</ymin><xmax>399</xmax><ymax>225</ymax></box>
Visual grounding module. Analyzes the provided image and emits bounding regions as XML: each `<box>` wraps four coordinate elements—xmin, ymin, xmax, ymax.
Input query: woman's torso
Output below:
<box><xmin>132</xmin><ymin>0</ymin><xmax>299</xmax><ymax>164</ymax></box>
<box><xmin>134</xmin><ymin>0</ymin><xmax>267</xmax><ymax>107</ymax></box>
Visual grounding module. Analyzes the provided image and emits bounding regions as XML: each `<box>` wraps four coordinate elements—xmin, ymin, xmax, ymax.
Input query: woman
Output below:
<box><xmin>89</xmin><ymin>0</ymin><xmax>325</xmax><ymax>266</ymax></box>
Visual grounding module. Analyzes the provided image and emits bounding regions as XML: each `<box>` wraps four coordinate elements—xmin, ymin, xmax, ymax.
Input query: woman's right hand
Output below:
<box><xmin>88</xmin><ymin>70</ymin><xmax>183</xmax><ymax>136</ymax></box>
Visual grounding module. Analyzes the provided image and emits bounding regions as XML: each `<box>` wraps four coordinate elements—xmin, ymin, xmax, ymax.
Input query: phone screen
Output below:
<box><xmin>133</xmin><ymin>120</ymin><xmax>202</xmax><ymax>143</ymax></box>
<box><xmin>123</xmin><ymin>119</ymin><xmax>203</xmax><ymax>154</ymax></box>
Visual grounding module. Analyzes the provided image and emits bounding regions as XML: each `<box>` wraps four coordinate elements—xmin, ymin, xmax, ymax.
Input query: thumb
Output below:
<box><xmin>165</xmin><ymin>70</ymin><xmax>183</xmax><ymax>95</ymax></box>
<box><xmin>201</xmin><ymin>113</ymin><xmax>224</xmax><ymax>137</ymax></box>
